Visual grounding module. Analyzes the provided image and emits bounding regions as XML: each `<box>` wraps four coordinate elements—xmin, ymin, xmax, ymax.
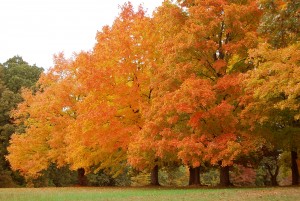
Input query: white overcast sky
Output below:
<box><xmin>0</xmin><ymin>0</ymin><xmax>163</xmax><ymax>70</ymax></box>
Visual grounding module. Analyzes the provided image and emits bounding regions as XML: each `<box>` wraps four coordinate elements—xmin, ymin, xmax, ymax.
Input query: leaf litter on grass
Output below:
<box><xmin>0</xmin><ymin>187</ymin><xmax>299</xmax><ymax>201</ymax></box>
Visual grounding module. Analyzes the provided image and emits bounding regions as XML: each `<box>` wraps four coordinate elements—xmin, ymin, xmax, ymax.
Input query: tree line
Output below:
<box><xmin>2</xmin><ymin>0</ymin><xmax>300</xmax><ymax>187</ymax></box>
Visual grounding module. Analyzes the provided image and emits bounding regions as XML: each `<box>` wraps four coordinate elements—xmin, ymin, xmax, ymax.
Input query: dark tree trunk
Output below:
<box><xmin>189</xmin><ymin>166</ymin><xmax>195</xmax><ymax>185</ymax></box>
<box><xmin>270</xmin><ymin>173</ymin><xmax>279</xmax><ymax>186</ymax></box>
<box><xmin>77</xmin><ymin>168</ymin><xmax>88</xmax><ymax>186</ymax></box>
<box><xmin>266</xmin><ymin>164</ymin><xmax>279</xmax><ymax>186</ymax></box>
<box><xmin>189</xmin><ymin>166</ymin><xmax>201</xmax><ymax>186</ymax></box>
<box><xmin>219</xmin><ymin>165</ymin><xmax>231</xmax><ymax>187</ymax></box>
<box><xmin>291</xmin><ymin>150</ymin><xmax>299</xmax><ymax>185</ymax></box>
<box><xmin>150</xmin><ymin>165</ymin><xmax>160</xmax><ymax>186</ymax></box>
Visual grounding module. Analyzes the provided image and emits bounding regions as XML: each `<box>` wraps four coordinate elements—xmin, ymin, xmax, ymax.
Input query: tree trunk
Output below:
<box><xmin>266</xmin><ymin>163</ymin><xmax>279</xmax><ymax>186</ymax></box>
<box><xmin>189</xmin><ymin>166</ymin><xmax>201</xmax><ymax>186</ymax></box>
<box><xmin>291</xmin><ymin>150</ymin><xmax>299</xmax><ymax>185</ymax></box>
<box><xmin>77</xmin><ymin>168</ymin><xmax>88</xmax><ymax>186</ymax></box>
<box><xmin>150</xmin><ymin>165</ymin><xmax>160</xmax><ymax>186</ymax></box>
<box><xmin>270</xmin><ymin>172</ymin><xmax>279</xmax><ymax>186</ymax></box>
<box><xmin>189</xmin><ymin>166</ymin><xmax>195</xmax><ymax>185</ymax></box>
<box><xmin>219</xmin><ymin>165</ymin><xmax>231</xmax><ymax>187</ymax></box>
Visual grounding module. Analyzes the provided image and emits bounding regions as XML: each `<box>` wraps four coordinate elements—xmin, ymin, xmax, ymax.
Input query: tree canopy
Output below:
<box><xmin>5</xmin><ymin>0</ymin><xmax>300</xmax><ymax>187</ymax></box>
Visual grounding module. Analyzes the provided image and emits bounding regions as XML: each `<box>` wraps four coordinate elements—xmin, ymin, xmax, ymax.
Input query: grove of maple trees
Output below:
<box><xmin>5</xmin><ymin>0</ymin><xmax>300</xmax><ymax>187</ymax></box>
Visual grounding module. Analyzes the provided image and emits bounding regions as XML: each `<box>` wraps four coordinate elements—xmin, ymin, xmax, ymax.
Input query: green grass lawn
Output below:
<box><xmin>0</xmin><ymin>187</ymin><xmax>299</xmax><ymax>201</ymax></box>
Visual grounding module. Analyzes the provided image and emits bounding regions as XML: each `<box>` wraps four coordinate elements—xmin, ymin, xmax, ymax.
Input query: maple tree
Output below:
<box><xmin>127</xmin><ymin>0</ymin><xmax>189</xmax><ymax>185</ymax></box>
<box><xmin>241</xmin><ymin>0</ymin><xmax>300</xmax><ymax>186</ymax></box>
<box><xmin>7</xmin><ymin>54</ymin><xmax>81</xmax><ymax>180</ymax></box>
<box><xmin>8</xmin><ymin>2</ymin><xmax>158</xmax><ymax>185</ymax></box>
<box><xmin>129</xmin><ymin>0</ymin><xmax>262</xmax><ymax>186</ymax></box>
<box><xmin>66</xmin><ymin>3</ymin><xmax>158</xmax><ymax>180</ymax></box>
<box><xmin>242</xmin><ymin>43</ymin><xmax>300</xmax><ymax>185</ymax></box>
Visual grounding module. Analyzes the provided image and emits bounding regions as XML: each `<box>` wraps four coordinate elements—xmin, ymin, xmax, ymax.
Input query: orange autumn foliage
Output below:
<box><xmin>129</xmin><ymin>0</ymin><xmax>262</xmax><ymax>170</ymax></box>
<box><xmin>7</xmin><ymin>54</ymin><xmax>81</xmax><ymax>178</ymax></box>
<box><xmin>8</xmin><ymin>2</ymin><xmax>157</xmax><ymax>178</ymax></box>
<box><xmin>6</xmin><ymin>0</ymin><xmax>275</xmax><ymax>182</ymax></box>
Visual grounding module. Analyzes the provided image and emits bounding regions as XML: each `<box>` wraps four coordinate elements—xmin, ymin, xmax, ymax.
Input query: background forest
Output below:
<box><xmin>1</xmin><ymin>0</ymin><xmax>299</xmax><ymax>188</ymax></box>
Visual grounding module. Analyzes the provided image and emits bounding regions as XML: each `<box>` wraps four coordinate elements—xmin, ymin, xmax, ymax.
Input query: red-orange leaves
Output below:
<box><xmin>177</xmin><ymin>134</ymin><xmax>208</xmax><ymax>167</ymax></box>
<box><xmin>215</xmin><ymin>74</ymin><xmax>241</xmax><ymax>93</ymax></box>
<box><xmin>128</xmin><ymin>76</ymin><xmax>216</xmax><ymax>169</ymax></box>
<box><xmin>176</xmin><ymin>103</ymin><xmax>194</xmax><ymax>114</ymax></box>
<box><xmin>176</xmin><ymin>76</ymin><xmax>215</xmax><ymax>109</ymax></box>
<box><xmin>213</xmin><ymin>59</ymin><xmax>227</xmax><ymax>71</ymax></box>
<box><xmin>206</xmin><ymin>133</ymin><xmax>241</xmax><ymax>166</ymax></box>
<box><xmin>188</xmin><ymin>100</ymin><xmax>238</xmax><ymax>142</ymax></box>
<box><xmin>188</xmin><ymin>112</ymin><xmax>203</xmax><ymax>128</ymax></box>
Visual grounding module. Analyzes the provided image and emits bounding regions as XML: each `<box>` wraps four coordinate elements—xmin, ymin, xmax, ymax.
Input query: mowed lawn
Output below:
<box><xmin>0</xmin><ymin>187</ymin><xmax>299</xmax><ymax>201</ymax></box>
